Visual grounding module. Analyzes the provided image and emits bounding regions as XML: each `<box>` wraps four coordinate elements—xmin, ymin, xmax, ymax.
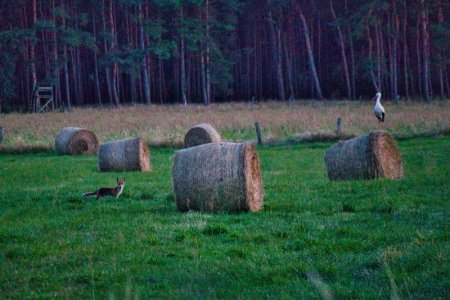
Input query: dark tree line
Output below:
<box><xmin>0</xmin><ymin>0</ymin><xmax>448</xmax><ymax>112</ymax></box>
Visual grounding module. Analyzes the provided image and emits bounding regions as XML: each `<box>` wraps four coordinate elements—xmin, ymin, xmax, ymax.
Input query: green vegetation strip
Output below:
<box><xmin>0</xmin><ymin>137</ymin><xmax>449</xmax><ymax>298</ymax></box>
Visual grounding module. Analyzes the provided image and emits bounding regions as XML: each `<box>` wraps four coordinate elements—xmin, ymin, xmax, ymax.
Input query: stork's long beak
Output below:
<box><xmin>372</xmin><ymin>96</ymin><xmax>377</xmax><ymax>101</ymax></box>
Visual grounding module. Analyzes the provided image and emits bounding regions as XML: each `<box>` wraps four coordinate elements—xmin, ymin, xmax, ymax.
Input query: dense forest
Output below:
<box><xmin>0</xmin><ymin>0</ymin><xmax>448</xmax><ymax>112</ymax></box>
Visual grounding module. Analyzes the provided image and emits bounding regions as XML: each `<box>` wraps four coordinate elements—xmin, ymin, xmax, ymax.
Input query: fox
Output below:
<box><xmin>83</xmin><ymin>178</ymin><xmax>126</xmax><ymax>200</ymax></box>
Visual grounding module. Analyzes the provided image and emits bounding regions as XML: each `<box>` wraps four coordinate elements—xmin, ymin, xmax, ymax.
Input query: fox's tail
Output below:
<box><xmin>82</xmin><ymin>191</ymin><xmax>97</xmax><ymax>197</ymax></box>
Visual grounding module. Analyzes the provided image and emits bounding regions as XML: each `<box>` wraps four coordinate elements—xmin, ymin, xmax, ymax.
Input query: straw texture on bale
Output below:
<box><xmin>324</xmin><ymin>131</ymin><xmax>403</xmax><ymax>180</ymax></box>
<box><xmin>173</xmin><ymin>142</ymin><xmax>263</xmax><ymax>212</ymax></box>
<box><xmin>184</xmin><ymin>123</ymin><xmax>221</xmax><ymax>148</ymax></box>
<box><xmin>98</xmin><ymin>137</ymin><xmax>150</xmax><ymax>172</ymax></box>
<box><xmin>55</xmin><ymin>127</ymin><xmax>99</xmax><ymax>155</ymax></box>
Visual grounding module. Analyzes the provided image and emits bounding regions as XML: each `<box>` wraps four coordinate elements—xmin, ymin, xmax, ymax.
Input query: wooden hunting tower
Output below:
<box><xmin>29</xmin><ymin>85</ymin><xmax>54</xmax><ymax>113</ymax></box>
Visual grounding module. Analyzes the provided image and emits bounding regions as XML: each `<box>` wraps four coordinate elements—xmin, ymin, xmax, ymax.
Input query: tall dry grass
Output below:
<box><xmin>0</xmin><ymin>101</ymin><xmax>449</xmax><ymax>151</ymax></box>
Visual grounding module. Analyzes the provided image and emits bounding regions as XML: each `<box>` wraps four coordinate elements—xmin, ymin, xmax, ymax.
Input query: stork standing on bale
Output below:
<box><xmin>372</xmin><ymin>92</ymin><xmax>385</xmax><ymax>130</ymax></box>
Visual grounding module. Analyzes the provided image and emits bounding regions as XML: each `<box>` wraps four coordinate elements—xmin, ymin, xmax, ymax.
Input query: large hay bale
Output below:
<box><xmin>184</xmin><ymin>123</ymin><xmax>221</xmax><ymax>148</ymax></box>
<box><xmin>173</xmin><ymin>142</ymin><xmax>263</xmax><ymax>212</ymax></box>
<box><xmin>55</xmin><ymin>127</ymin><xmax>99</xmax><ymax>155</ymax></box>
<box><xmin>324</xmin><ymin>131</ymin><xmax>403</xmax><ymax>180</ymax></box>
<box><xmin>98</xmin><ymin>137</ymin><xmax>150</xmax><ymax>172</ymax></box>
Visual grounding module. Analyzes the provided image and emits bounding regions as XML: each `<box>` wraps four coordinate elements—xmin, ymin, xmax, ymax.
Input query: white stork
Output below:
<box><xmin>372</xmin><ymin>92</ymin><xmax>385</xmax><ymax>130</ymax></box>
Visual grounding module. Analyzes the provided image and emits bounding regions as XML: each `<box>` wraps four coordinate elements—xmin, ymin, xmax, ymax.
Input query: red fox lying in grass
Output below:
<box><xmin>83</xmin><ymin>178</ymin><xmax>125</xmax><ymax>200</ymax></box>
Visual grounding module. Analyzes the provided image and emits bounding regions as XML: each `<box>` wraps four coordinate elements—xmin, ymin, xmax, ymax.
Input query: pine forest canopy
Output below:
<box><xmin>0</xmin><ymin>0</ymin><xmax>448</xmax><ymax>112</ymax></box>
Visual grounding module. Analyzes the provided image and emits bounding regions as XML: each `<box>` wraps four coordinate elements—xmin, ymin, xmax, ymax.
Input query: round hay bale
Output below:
<box><xmin>55</xmin><ymin>127</ymin><xmax>99</xmax><ymax>155</ymax></box>
<box><xmin>184</xmin><ymin>123</ymin><xmax>221</xmax><ymax>148</ymax></box>
<box><xmin>98</xmin><ymin>137</ymin><xmax>150</xmax><ymax>172</ymax></box>
<box><xmin>173</xmin><ymin>142</ymin><xmax>263</xmax><ymax>212</ymax></box>
<box><xmin>324</xmin><ymin>131</ymin><xmax>403</xmax><ymax>181</ymax></box>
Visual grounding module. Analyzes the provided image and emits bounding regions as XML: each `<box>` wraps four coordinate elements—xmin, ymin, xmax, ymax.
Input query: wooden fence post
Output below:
<box><xmin>0</xmin><ymin>127</ymin><xmax>4</xmax><ymax>146</ymax></box>
<box><xmin>335</xmin><ymin>117</ymin><xmax>342</xmax><ymax>137</ymax></box>
<box><xmin>255</xmin><ymin>122</ymin><xmax>262</xmax><ymax>145</ymax></box>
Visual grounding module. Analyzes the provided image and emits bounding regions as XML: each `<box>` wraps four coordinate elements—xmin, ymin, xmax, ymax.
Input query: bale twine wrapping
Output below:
<box><xmin>55</xmin><ymin>127</ymin><xmax>99</xmax><ymax>155</ymax></box>
<box><xmin>184</xmin><ymin>123</ymin><xmax>221</xmax><ymax>148</ymax></box>
<box><xmin>98</xmin><ymin>137</ymin><xmax>150</xmax><ymax>172</ymax></box>
<box><xmin>324</xmin><ymin>131</ymin><xmax>403</xmax><ymax>180</ymax></box>
<box><xmin>173</xmin><ymin>142</ymin><xmax>263</xmax><ymax>212</ymax></box>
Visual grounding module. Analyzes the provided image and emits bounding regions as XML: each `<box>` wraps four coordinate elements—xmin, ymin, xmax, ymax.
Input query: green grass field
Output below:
<box><xmin>0</xmin><ymin>137</ymin><xmax>449</xmax><ymax>298</ymax></box>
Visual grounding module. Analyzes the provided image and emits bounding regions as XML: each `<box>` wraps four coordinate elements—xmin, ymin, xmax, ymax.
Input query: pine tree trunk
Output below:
<box><xmin>63</xmin><ymin>47</ymin><xmax>70</xmax><ymax>109</ymax></box>
<box><xmin>309</xmin><ymin>16</ymin><xmax>315</xmax><ymax>98</ymax></box>
<box><xmin>437</xmin><ymin>0</ymin><xmax>446</xmax><ymax>100</ymax></box>
<box><xmin>378</xmin><ymin>21</ymin><xmax>389</xmax><ymax>97</ymax></box>
<box><xmin>201</xmin><ymin>50</ymin><xmax>208</xmax><ymax>105</ymax></box>
<box><xmin>421</xmin><ymin>0</ymin><xmax>430</xmax><ymax>102</ymax></box>
<box><xmin>205</xmin><ymin>0</ymin><xmax>211</xmax><ymax>104</ymax></box>
<box><xmin>386</xmin><ymin>14</ymin><xmax>394</xmax><ymax>100</ymax></box>
<box><xmin>317</xmin><ymin>15</ymin><xmax>322</xmax><ymax>84</ymax></box>
<box><xmin>388</xmin><ymin>5</ymin><xmax>399</xmax><ymax>103</ymax></box>
<box><xmin>330</xmin><ymin>0</ymin><xmax>351</xmax><ymax>99</ymax></box>
<box><xmin>291</xmin><ymin>0</ymin><xmax>323</xmax><ymax>100</ymax></box>
<box><xmin>52</xmin><ymin>0</ymin><xmax>59</xmax><ymax>109</ymax></box>
<box><xmin>139</xmin><ymin>2</ymin><xmax>151</xmax><ymax>105</ymax></box>
<box><xmin>102</xmin><ymin>0</ymin><xmax>113</xmax><ymax>105</ymax></box>
<box><xmin>180</xmin><ymin>37</ymin><xmax>188</xmax><ymax>105</ymax></box>
<box><xmin>76</xmin><ymin>46</ymin><xmax>83</xmax><ymax>104</ymax></box>
<box><xmin>109</xmin><ymin>0</ymin><xmax>119</xmax><ymax>106</ymax></box>
<box><xmin>374</xmin><ymin>20</ymin><xmax>382</xmax><ymax>92</ymax></box>
<box><xmin>344</xmin><ymin>0</ymin><xmax>356</xmax><ymax>99</ymax></box>
<box><xmin>283</xmin><ymin>34</ymin><xmax>294</xmax><ymax>100</ymax></box>
<box><xmin>70</xmin><ymin>49</ymin><xmax>79</xmax><ymax>105</ymax></box>
<box><xmin>30</xmin><ymin>0</ymin><xmax>38</xmax><ymax>111</ymax></box>
<box><xmin>366</xmin><ymin>22</ymin><xmax>379</xmax><ymax>91</ymax></box>
<box><xmin>39</xmin><ymin>1</ymin><xmax>49</xmax><ymax>81</ymax></box>
<box><xmin>62</xmin><ymin>0</ymin><xmax>71</xmax><ymax>110</ymax></box>
<box><xmin>92</xmin><ymin>11</ymin><xmax>102</xmax><ymax>105</ymax></box>
<box><xmin>267</xmin><ymin>11</ymin><xmax>286</xmax><ymax>101</ymax></box>
<box><xmin>393</xmin><ymin>11</ymin><xmax>399</xmax><ymax>103</ymax></box>
<box><xmin>403</xmin><ymin>0</ymin><xmax>409</xmax><ymax>101</ymax></box>
<box><xmin>179</xmin><ymin>5</ymin><xmax>187</xmax><ymax>105</ymax></box>
<box><xmin>253</xmin><ymin>32</ymin><xmax>258</xmax><ymax>99</ymax></box>
<box><xmin>74</xmin><ymin>12</ymin><xmax>83</xmax><ymax>105</ymax></box>
<box><xmin>200</xmin><ymin>2</ymin><xmax>210</xmax><ymax>106</ymax></box>
<box><xmin>415</xmin><ymin>17</ymin><xmax>423</xmax><ymax>98</ymax></box>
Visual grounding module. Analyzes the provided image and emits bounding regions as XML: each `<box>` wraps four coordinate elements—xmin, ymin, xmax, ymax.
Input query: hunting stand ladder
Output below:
<box><xmin>29</xmin><ymin>85</ymin><xmax>54</xmax><ymax>113</ymax></box>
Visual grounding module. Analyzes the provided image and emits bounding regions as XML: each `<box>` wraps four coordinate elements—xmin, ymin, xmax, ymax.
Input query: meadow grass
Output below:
<box><xmin>0</xmin><ymin>101</ymin><xmax>449</xmax><ymax>150</ymax></box>
<box><xmin>0</xmin><ymin>136</ymin><xmax>449</xmax><ymax>298</ymax></box>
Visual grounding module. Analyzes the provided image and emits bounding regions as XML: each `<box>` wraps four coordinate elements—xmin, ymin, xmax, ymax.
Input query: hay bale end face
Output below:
<box><xmin>55</xmin><ymin>127</ymin><xmax>99</xmax><ymax>155</ymax></box>
<box><xmin>184</xmin><ymin>123</ymin><xmax>221</xmax><ymax>148</ymax></box>
<box><xmin>173</xmin><ymin>142</ymin><xmax>263</xmax><ymax>212</ymax></box>
<box><xmin>98</xmin><ymin>137</ymin><xmax>150</xmax><ymax>172</ymax></box>
<box><xmin>324</xmin><ymin>131</ymin><xmax>403</xmax><ymax>181</ymax></box>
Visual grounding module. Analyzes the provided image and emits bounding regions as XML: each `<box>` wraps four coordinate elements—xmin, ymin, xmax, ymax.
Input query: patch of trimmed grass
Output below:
<box><xmin>0</xmin><ymin>137</ymin><xmax>449</xmax><ymax>298</ymax></box>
